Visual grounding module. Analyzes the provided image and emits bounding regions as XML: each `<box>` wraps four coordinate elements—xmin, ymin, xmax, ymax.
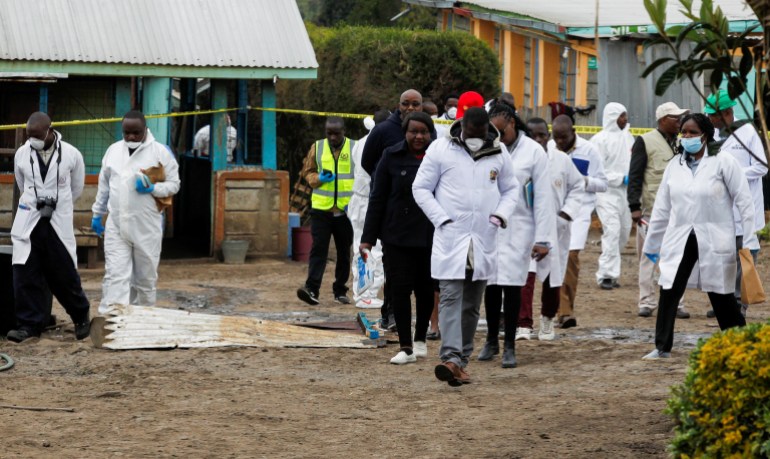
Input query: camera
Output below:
<box><xmin>36</xmin><ymin>196</ymin><xmax>57</xmax><ymax>219</ymax></box>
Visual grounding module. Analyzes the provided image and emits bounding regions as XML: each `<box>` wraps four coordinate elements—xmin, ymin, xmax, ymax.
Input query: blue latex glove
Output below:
<box><xmin>343</xmin><ymin>205</ymin><xmax>349</xmax><ymax>212</ymax></box>
<box><xmin>623</xmin><ymin>175</ymin><xmax>629</xmax><ymax>185</ymax></box>
<box><xmin>318</xmin><ymin>171</ymin><xmax>335</xmax><ymax>183</ymax></box>
<box><xmin>91</xmin><ymin>215</ymin><xmax>105</xmax><ymax>237</ymax></box>
<box><xmin>644</xmin><ymin>252</ymin><xmax>660</xmax><ymax>264</ymax></box>
<box><xmin>135</xmin><ymin>174</ymin><xmax>155</xmax><ymax>194</ymax></box>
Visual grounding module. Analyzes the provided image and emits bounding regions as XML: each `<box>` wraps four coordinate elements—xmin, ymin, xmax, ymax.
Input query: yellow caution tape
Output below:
<box><xmin>0</xmin><ymin>105</ymin><xmax>654</xmax><ymax>135</ymax></box>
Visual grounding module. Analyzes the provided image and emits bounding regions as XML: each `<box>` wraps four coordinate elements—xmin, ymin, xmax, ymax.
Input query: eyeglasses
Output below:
<box><xmin>400</xmin><ymin>101</ymin><xmax>422</xmax><ymax>108</ymax></box>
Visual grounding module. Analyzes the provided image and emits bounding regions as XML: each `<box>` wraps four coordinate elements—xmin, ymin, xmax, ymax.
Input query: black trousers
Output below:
<box><xmin>13</xmin><ymin>219</ymin><xmax>90</xmax><ymax>334</ymax></box>
<box><xmin>382</xmin><ymin>243</ymin><xmax>433</xmax><ymax>350</ymax></box>
<box><xmin>655</xmin><ymin>233</ymin><xmax>746</xmax><ymax>352</ymax></box>
<box><xmin>304</xmin><ymin>210</ymin><xmax>353</xmax><ymax>296</ymax></box>
<box><xmin>484</xmin><ymin>284</ymin><xmax>521</xmax><ymax>347</ymax></box>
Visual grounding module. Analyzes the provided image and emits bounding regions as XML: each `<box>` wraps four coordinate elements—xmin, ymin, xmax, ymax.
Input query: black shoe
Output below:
<box><xmin>334</xmin><ymin>294</ymin><xmax>351</xmax><ymax>305</ymax></box>
<box><xmin>677</xmin><ymin>308</ymin><xmax>691</xmax><ymax>319</ymax></box>
<box><xmin>7</xmin><ymin>329</ymin><xmax>40</xmax><ymax>343</ymax></box>
<box><xmin>297</xmin><ymin>287</ymin><xmax>320</xmax><ymax>305</ymax></box>
<box><xmin>558</xmin><ymin>316</ymin><xmax>577</xmax><ymax>329</ymax></box>
<box><xmin>638</xmin><ymin>307</ymin><xmax>653</xmax><ymax>317</ymax></box>
<box><xmin>706</xmin><ymin>309</ymin><xmax>716</xmax><ymax>318</ymax></box>
<box><xmin>75</xmin><ymin>319</ymin><xmax>91</xmax><ymax>340</ymax></box>
<box><xmin>600</xmin><ymin>278</ymin><xmax>613</xmax><ymax>290</ymax></box>
<box><xmin>426</xmin><ymin>330</ymin><xmax>441</xmax><ymax>341</ymax></box>
<box><xmin>502</xmin><ymin>345</ymin><xmax>517</xmax><ymax>368</ymax></box>
<box><xmin>612</xmin><ymin>280</ymin><xmax>621</xmax><ymax>288</ymax></box>
<box><xmin>477</xmin><ymin>341</ymin><xmax>499</xmax><ymax>361</ymax></box>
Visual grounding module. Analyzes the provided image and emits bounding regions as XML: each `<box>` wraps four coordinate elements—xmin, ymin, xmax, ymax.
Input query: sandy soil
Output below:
<box><xmin>2</xmin><ymin>228</ymin><xmax>768</xmax><ymax>458</ymax></box>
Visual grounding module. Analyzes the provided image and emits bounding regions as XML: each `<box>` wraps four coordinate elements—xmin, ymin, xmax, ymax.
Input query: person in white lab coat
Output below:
<box><xmin>413</xmin><ymin>107</ymin><xmax>519</xmax><ymax>386</ymax></box>
<box><xmin>548</xmin><ymin>115</ymin><xmax>608</xmax><ymax>328</ymax></box>
<box><xmin>642</xmin><ymin>114</ymin><xmax>751</xmax><ymax>360</ymax></box>
<box><xmin>592</xmin><ymin>103</ymin><xmax>634</xmax><ymax>289</ymax></box>
<box><xmin>92</xmin><ymin>110</ymin><xmax>181</xmax><ymax>314</ymax></box>
<box><xmin>7</xmin><ymin>112</ymin><xmax>91</xmax><ymax>342</ymax></box>
<box><xmin>705</xmin><ymin>90</ymin><xmax>768</xmax><ymax>317</ymax></box>
<box><xmin>477</xmin><ymin>100</ymin><xmax>554</xmax><ymax>367</ymax></box>
<box><xmin>349</xmin><ymin>111</ymin><xmax>389</xmax><ymax>309</ymax></box>
<box><xmin>519</xmin><ymin>118</ymin><xmax>586</xmax><ymax>342</ymax></box>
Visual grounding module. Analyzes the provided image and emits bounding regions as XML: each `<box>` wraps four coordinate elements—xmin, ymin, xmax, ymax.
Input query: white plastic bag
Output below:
<box><xmin>356</xmin><ymin>249</ymin><xmax>375</xmax><ymax>294</ymax></box>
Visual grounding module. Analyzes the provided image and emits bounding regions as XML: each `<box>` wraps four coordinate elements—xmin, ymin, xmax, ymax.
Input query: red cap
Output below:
<box><xmin>456</xmin><ymin>91</ymin><xmax>484</xmax><ymax>119</ymax></box>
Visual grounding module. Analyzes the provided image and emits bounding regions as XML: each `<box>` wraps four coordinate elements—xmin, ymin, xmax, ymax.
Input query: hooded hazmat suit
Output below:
<box><xmin>92</xmin><ymin>129</ymin><xmax>180</xmax><ymax>313</ymax></box>
<box><xmin>592</xmin><ymin>103</ymin><xmax>633</xmax><ymax>283</ymax></box>
<box><xmin>349</xmin><ymin>117</ymin><xmax>386</xmax><ymax>308</ymax></box>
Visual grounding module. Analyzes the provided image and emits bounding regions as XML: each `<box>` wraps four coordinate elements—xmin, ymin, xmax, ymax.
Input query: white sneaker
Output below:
<box><xmin>413</xmin><ymin>341</ymin><xmax>428</xmax><ymax>358</ymax></box>
<box><xmin>642</xmin><ymin>349</ymin><xmax>671</xmax><ymax>360</ymax></box>
<box><xmin>514</xmin><ymin>327</ymin><xmax>532</xmax><ymax>340</ymax></box>
<box><xmin>390</xmin><ymin>351</ymin><xmax>417</xmax><ymax>365</ymax></box>
<box><xmin>538</xmin><ymin>316</ymin><xmax>556</xmax><ymax>341</ymax></box>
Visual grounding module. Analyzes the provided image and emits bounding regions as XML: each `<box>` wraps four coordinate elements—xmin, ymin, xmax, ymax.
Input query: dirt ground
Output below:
<box><xmin>2</xmin><ymin>228</ymin><xmax>769</xmax><ymax>458</ymax></box>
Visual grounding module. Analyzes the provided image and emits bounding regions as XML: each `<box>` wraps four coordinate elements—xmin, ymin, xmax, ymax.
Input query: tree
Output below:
<box><xmin>642</xmin><ymin>0</ymin><xmax>769</xmax><ymax>164</ymax></box>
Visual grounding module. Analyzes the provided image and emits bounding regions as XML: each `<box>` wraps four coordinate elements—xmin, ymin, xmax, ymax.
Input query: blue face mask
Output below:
<box><xmin>680</xmin><ymin>136</ymin><xmax>703</xmax><ymax>155</ymax></box>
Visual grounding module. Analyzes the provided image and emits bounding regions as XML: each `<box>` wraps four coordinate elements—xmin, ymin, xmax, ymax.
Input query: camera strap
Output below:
<box><xmin>29</xmin><ymin>138</ymin><xmax>62</xmax><ymax>203</ymax></box>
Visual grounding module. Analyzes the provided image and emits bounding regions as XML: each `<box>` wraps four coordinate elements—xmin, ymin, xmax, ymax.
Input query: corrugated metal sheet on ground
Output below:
<box><xmin>0</xmin><ymin>0</ymin><xmax>318</xmax><ymax>69</ymax></box>
<box><xmin>459</xmin><ymin>0</ymin><xmax>757</xmax><ymax>28</ymax></box>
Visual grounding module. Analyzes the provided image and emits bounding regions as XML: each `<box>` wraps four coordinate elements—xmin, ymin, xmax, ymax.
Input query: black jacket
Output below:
<box><xmin>361</xmin><ymin>140</ymin><xmax>434</xmax><ymax>248</ymax></box>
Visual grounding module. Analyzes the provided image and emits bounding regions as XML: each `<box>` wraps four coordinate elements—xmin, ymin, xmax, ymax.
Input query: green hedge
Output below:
<box><xmin>666</xmin><ymin>322</ymin><xmax>770</xmax><ymax>457</ymax></box>
<box><xmin>277</xmin><ymin>24</ymin><xmax>501</xmax><ymax>182</ymax></box>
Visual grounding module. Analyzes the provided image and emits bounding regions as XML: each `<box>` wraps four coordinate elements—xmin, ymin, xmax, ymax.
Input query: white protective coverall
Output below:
<box><xmin>592</xmin><ymin>103</ymin><xmax>634</xmax><ymax>283</ymax></box>
<box><xmin>12</xmin><ymin>131</ymin><xmax>84</xmax><ymax>266</ymax></box>
<box><xmin>643</xmin><ymin>152</ymin><xmax>754</xmax><ymax>294</ymax></box>
<box><xmin>348</xmin><ymin>117</ymin><xmax>386</xmax><ymax>309</ymax></box>
<box><xmin>547</xmin><ymin>137</ymin><xmax>608</xmax><ymax>251</ymax></box>
<box><xmin>529</xmin><ymin>149</ymin><xmax>586</xmax><ymax>286</ymax></box>
<box><xmin>489</xmin><ymin>135</ymin><xmax>555</xmax><ymax>286</ymax></box>
<box><xmin>193</xmin><ymin>124</ymin><xmax>237</xmax><ymax>162</ymax></box>
<box><xmin>92</xmin><ymin>129</ymin><xmax>180</xmax><ymax>313</ymax></box>
<box><xmin>412</xmin><ymin>131</ymin><xmax>519</xmax><ymax>282</ymax></box>
<box><xmin>716</xmin><ymin>122</ymin><xmax>768</xmax><ymax>251</ymax></box>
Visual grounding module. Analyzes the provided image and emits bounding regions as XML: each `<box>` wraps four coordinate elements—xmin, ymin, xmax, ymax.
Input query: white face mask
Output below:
<box><xmin>464</xmin><ymin>138</ymin><xmax>484</xmax><ymax>152</ymax></box>
<box><xmin>447</xmin><ymin>107</ymin><xmax>458</xmax><ymax>120</ymax></box>
<box><xmin>29</xmin><ymin>137</ymin><xmax>46</xmax><ymax>150</ymax></box>
<box><xmin>430</xmin><ymin>114</ymin><xmax>438</xmax><ymax>119</ymax></box>
<box><xmin>124</xmin><ymin>129</ymin><xmax>146</xmax><ymax>149</ymax></box>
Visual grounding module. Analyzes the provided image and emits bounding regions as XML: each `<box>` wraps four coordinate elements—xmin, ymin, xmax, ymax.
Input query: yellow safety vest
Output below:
<box><xmin>311</xmin><ymin>137</ymin><xmax>355</xmax><ymax>211</ymax></box>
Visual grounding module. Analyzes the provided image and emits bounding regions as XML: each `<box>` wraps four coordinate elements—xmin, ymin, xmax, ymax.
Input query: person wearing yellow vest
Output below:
<box><xmin>297</xmin><ymin>117</ymin><xmax>356</xmax><ymax>305</ymax></box>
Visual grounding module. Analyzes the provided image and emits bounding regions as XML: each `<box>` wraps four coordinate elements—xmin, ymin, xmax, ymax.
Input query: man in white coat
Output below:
<box><xmin>92</xmin><ymin>110</ymin><xmax>181</xmax><ymax>314</ymax></box>
<box><xmin>549</xmin><ymin>115</ymin><xmax>608</xmax><ymax>328</ymax></box>
<box><xmin>7</xmin><ymin>112</ymin><xmax>91</xmax><ymax>342</ymax></box>
<box><xmin>705</xmin><ymin>90</ymin><xmax>768</xmax><ymax>317</ymax></box>
<box><xmin>592</xmin><ymin>103</ymin><xmax>634</xmax><ymax>289</ymax></box>
<box><xmin>413</xmin><ymin>107</ymin><xmax>519</xmax><ymax>386</ymax></box>
<box><xmin>478</xmin><ymin>100</ymin><xmax>554</xmax><ymax>367</ymax></box>
<box><xmin>349</xmin><ymin>111</ymin><xmax>388</xmax><ymax>309</ymax></box>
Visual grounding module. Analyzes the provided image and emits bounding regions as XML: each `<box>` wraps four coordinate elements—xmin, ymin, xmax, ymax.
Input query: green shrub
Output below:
<box><xmin>666</xmin><ymin>322</ymin><xmax>770</xmax><ymax>458</ymax></box>
<box><xmin>276</xmin><ymin>24</ymin><xmax>501</xmax><ymax>183</ymax></box>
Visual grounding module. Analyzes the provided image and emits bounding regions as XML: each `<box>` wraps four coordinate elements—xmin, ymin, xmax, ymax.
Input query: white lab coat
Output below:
<box><xmin>489</xmin><ymin>135</ymin><xmax>554</xmax><ymax>286</ymax></box>
<box><xmin>643</xmin><ymin>152</ymin><xmax>754</xmax><ymax>294</ymax></box>
<box><xmin>413</xmin><ymin>134</ymin><xmax>519</xmax><ymax>281</ymax></box>
<box><xmin>92</xmin><ymin>129</ymin><xmax>180</xmax><ymax>312</ymax></box>
<box><xmin>529</xmin><ymin>148</ymin><xmax>586</xmax><ymax>286</ymax></box>
<box><xmin>11</xmin><ymin>131</ymin><xmax>85</xmax><ymax>266</ymax></box>
<box><xmin>717</xmin><ymin>123</ymin><xmax>768</xmax><ymax>250</ymax></box>
<box><xmin>548</xmin><ymin>136</ymin><xmax>608</xmax><ymax>251</ymax></box>
<box><xmin>348</xmin><ymin>133</ymin><xmax>385</xmax><ymax>308</ymax></box>
<box><xmin>592</xmin><ymin>103</ymin><xmax>634</xmax><ymax>281</ymax></box>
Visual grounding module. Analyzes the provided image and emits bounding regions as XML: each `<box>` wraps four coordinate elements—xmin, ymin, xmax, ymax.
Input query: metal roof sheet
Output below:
<box><xmin>417</xmin><ymin>0</ymin><xmax>758</xmax><ymax>28</ymax></box>
<box><xmin>0</xmin><ymin>0</ymin><xmax>318</xmax><ymax>69</ymax></box>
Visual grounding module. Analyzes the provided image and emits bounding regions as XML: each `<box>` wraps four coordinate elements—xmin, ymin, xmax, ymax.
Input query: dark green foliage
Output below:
<box><xmin>277</xmin><ymin>25</ymin><xmax>501</xmax><ymax>182</ymax></box>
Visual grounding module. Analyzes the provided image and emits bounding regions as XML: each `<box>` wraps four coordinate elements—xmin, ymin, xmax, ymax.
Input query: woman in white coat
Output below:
<box><xmin>642</xmin><ymin>114</ymin><xmax>751</xmax><ymax>360</ymax></box>
<box><xmin>478</xmin><ymin>100</ymin><xmax>554</xmax><ymax>368</ymax></box>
